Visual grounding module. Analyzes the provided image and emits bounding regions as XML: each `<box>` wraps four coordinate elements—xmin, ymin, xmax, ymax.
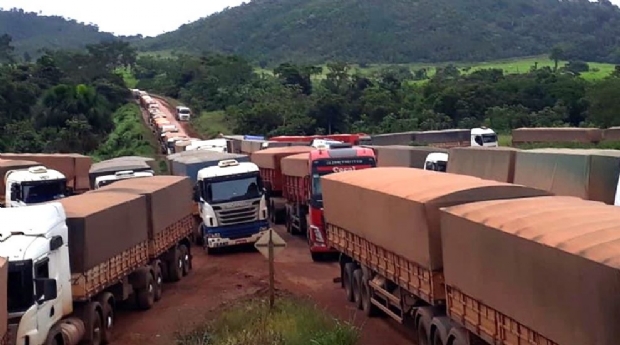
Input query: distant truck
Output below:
<box><xmin>185</xmin><ymin>139</ymin><xmax>228</xmax><ymax>153</ymax></box>
<box><xmin>278</xmin><ymin>146</ymin><xmax>376</xmax><ymax>260</ymax></box>
<box><xmin>88</xmin><ymin>158</ymin><xmax>155</xmax><ymax>189</ymax></box>
<box><xmin>175</xmin><ymin>106</ymin><xmax>191</xmax><ymax>121</ymax></box>
<box><xmin>370</xmin><ymin>127</ymin><xmax>499</xmax><ymax>147</ymax></box>
<box><xmin>4</xmin><ymin>176</ymin><xmax>194</xmax><ymax>345</ymax></box>
<box><xmin>322</xmin><ymin>168</ymin><xmax>554</xmax><ymax>345</ymax></box>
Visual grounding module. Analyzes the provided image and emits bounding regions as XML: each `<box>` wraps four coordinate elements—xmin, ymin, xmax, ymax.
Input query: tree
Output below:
<box><xmin>549</xmin><ymin>45</ymin><xmax>565</xmax><ymax>71</ymax></box>
<box><xmin>0</xmin><ymin>34</ymin><xmax>14</xmax><ymax>63</ymax></box>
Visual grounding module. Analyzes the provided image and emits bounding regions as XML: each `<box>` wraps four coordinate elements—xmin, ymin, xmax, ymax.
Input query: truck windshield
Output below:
<box><xmin>21</xmin><ymin>180</ymin><xmax>66</xmax><ymax>204</ymax></box>
<box><xmin>205</xmin><ymin>173</ymin><xmax>263</xmax><ymax>204</ymax></box>
<box><xmin>8</xmin><ymin>260</ymin><xmax>34</xmax><ymax>314</ymax></box>
<box><xmin>481</xmin><ymin>134</ymin><xmax>498</xmax><ymax>143</ymax></box>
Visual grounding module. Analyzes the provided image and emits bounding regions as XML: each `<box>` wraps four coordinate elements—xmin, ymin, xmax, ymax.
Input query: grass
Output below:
<box><xmin>175</xmin><ymin>296</ymin><xmax>360</xmax><ymax>345</ymax></box>
<box><xmin>192</xmin><ymin>110</ymin><xmax>233</xmax><ymax>138</ymax></box>
<box><xmin>91</xmin><ymin>103</ymin><xmax>157</xmax><ymax>162</ymax></box>
<box><xmin>255</xmin><ymin>55</ymin><xmax>616</xmax><ymax>81</ymax></box>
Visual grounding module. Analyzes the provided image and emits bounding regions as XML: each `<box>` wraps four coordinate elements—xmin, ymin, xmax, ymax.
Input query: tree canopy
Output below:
<box><xmin>139</xmin><ymin>0</ymin><xmax>620</xmax><ymax>65</ymax></box>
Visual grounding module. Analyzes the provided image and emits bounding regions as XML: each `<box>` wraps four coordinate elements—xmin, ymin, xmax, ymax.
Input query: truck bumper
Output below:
<box><xmin>204</xmin><ymin>220</ymin><xmax>270</xmax><ymax>249</ymax></box>
<box><xmin>309</xmin><ymin>242</ymin><xmax>337</xmax><ymax>254</ymax></box>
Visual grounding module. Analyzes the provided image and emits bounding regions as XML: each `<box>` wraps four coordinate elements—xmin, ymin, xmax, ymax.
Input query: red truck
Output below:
<box><xmin>250</xmin><ymin>146</ymin><xmax>315</xmax><ymax>223</ymax></box>
<box><xmin>280</xmin><ymin>145</ymin><xmax>376</xmax><ymax>260</ymax></box>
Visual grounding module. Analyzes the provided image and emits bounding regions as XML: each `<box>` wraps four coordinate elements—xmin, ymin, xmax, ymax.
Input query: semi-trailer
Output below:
<box><xmin>446</xmin><ymin>146</ymin><xmax>520</xmax><ymax>183</ymax></box>
<box><xmin>322</xmin><ymin>167</ymin><xmax>553</xmax><ymax>345</ymax></box>
<box><xmin>251</xmin><ymin>146</ymin><xmax>314</xmax><ymax>224</ymax></box>
<box><xmin>440</xmin><ymin>195</ymin><xmax>620</xmax><ymax>345</ymax></box>
<box><xmin>370</xmin><ymin>127</ymin><xmax>498</xmax><ymax>147</ymax></box>
<box><xmin>280</xmin><ymin>146</ymin><xmax>376</xmax><ymax>260</ymax></box>
<box><xmin>0</xmin><ymin>257</ymin><xmax>6</xmax><ymax>345</ymax></box>
<box><xmin>88</xmin><ymin>158</ymin><xmax>155</xmax><ymax>189</ymax></box>
<box><xmin>4</xmin><ymin>176</ymin><xmax>194</xmax><ymax>345</ymax></box>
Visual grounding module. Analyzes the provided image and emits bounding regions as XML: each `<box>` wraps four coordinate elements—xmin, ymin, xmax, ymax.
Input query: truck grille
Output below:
<box><xmin>213</xmin><ymin>200</ymin><xmax>260</xmax><ymax>226</ymax></box>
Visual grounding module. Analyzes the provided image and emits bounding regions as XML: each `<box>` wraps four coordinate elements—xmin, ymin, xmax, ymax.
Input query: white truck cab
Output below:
<box><xmin>186</xmin><ymin>139</ymin><xmax>228</xmax><ymax>153</ymax></box>
<box><xmin>94</xmin><ymin>170</ymin><xmax>155</xmax><ymax>189</ymax></box>
<box><xmin>471</xmin><ymin>127</ymin><xmax>498</xmax><ymax>147</ymax></box>
<box><xmin>424</xmin><ymin>153</ymin><xmax>448</xmax><ymax>172</ymax></box>
<box><xmin>194</xmin><ymin>159</ymin><xmax>269</xmax><ymax>252</ymax></box>
<box><xmin>175</xmin><ymin>106</ymin><xmax>191</xmax><ymax>121</ymax></box>
<box><xmin>3</xmin><ymin>203</ymin><xmax>68</xmax><ymax>345</ymax></box>
<box><xmin>4</xmin><ymin>166</ymin><xmax>68</xmax><ymax>207</ymax></box>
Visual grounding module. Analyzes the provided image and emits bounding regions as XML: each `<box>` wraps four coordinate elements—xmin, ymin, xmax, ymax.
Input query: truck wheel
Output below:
<box><xmin>179</xmin><ymin>244</ymin><xmax>190</xmax><ymax>276</ymax></box>
<box><xmin>360</xmin><ymin>272</ymin><xmax>378</xmax><ymax>317</ymax></box>
<box><xmin>44</xmin><ymin>326</ymin><xmax>63</xmax><ymax>345</ymax></box>
<box><xmin>352</xmin><ymin>269</ymin><xmax>363</xmax><ymax>310</ymax></box>
<box><xmin>418</xmin><ymin>321</ymin><xmax>431</xmax><ymax>345</ymax></box>
<box><xmin>195</xmin><ymin>222</ymin><xmax>205</xmax><ymax>246</ymax></box>
<box><xmin>310</xmin><ymin>252</ymin><xmax>322</xmax><ymax>262</ymax></box>
<box><xmin>153</xmin><ymin>265</ymin><xmax>163</xmax><ymax>301</ymax></box>
<box><xmin>85</xmin><ymin>301</ymin><xmax>103</xmax><ymax>345</ymax></box>
<box><xmin>136</xmin><ymin>272</ymin><xmax>155</xmax><ymax>310</ymax></box>
<box><xmin>98</xmin><ymin>292</ymin><xmax>115</xmax><ymax>344</ymax></box>
<box><xmin>343</xmin><ymin>263</ymin><xmax>355</xmax><ymax>302</ymax></box>
<box><xmin>167</xmin><ymin>247</ymin><xmax>184</xmax><ymax>282</ymax></box>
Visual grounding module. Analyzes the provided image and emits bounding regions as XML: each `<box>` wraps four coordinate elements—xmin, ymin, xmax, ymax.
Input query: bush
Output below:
<box><xmin>176</xmin><ymin>297</ymin><xmax>359</xmax><ymax>345</ymax></box>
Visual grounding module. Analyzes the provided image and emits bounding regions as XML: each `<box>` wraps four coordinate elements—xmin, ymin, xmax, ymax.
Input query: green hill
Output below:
<box><xmin>138</xmin><ymin>0</ymin><xmax>620</xmax><ymax>65</ymax></box>
<box><xmin>0</xmin><ymin>8</ymin><xmax>124</xmax><ymax>57</ymax></box>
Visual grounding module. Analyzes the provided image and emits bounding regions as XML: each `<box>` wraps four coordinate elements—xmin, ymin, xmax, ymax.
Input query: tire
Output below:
<box><xmin>44</xmin><ymin>327</ymin><xmax>62</xmax><ymax>345</ymax></box>
<box><xmin>310</xmin><ymin>252</ymin><xmax>322</xmax><ymax>262</ymax></box>
<box><xmin>85</xmin><ymin>302</ymin><xmax>103</xmax><ymax>345</ymax></box>
<box><xmin>153</xmin><ymin>265</ymin><xmax>163</xmax><ymax>302</ymax></box>
<box><xmin>167</xmin><ymin>247</ymin><xmax>183</xmax><ymax>282</ymax></box>
<box><xmin>179</xmin><ymin>244</ymin><xmax>190</xmax><ymax>276</ymax></box>
<box><xmin>360</xmin><ymin>272</ymin><xmax>378</xmax><ymax>317</ymax></box>
<box><xmin>136</xmin><ymin>272</ymin><xmax>155</xmax><ymax>310</ymax></box>
<box><xmin>98</xmin><ymin>292</ymin><xmax>115</xmax><ymax>344</ymax></box>
<box><xmin>343</xmin><ymin>263</ymin><xmax>355</xmax><ymax>302</ymax></box>
<box><xmin>352</xmin><ymin>269</ymin><xmax>363</xmax><ymax>310</ymax></box>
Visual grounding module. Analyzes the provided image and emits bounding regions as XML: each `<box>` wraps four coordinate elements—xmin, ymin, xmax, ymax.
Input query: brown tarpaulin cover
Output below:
<box><xmin>371</xmin><ymin>132</ymin><xmax>417</xmax><ymax>146</ymax></box>
<box><xmin>375</xmin><ymin>146</ymin><xmax>447</xmax><ymax>168</ymax></box>
<box><xmin>603</xmin><ymin>127</ymin><xmax>620</xmax><ymax>141</ymax></box>
<box><xmin>108</xmin><ymin>156</ymin><xmax>157</xmax><ymax>171</ymax></box>
<box><xmin>97</xmin><ymin>176</ymin><xmax>192</xmax><ymax>237</ymax></box>
<box><xmin>0</xmin><ymin>159</ymin><xmax>40</xmax><ymax>192</ymax></box>
<box><xmin>511</xmin><ymin>127</ymin><xmax>602</xmax><ymax>144</ymax></box>
<box><xmin>447</xmin><ymin>146</ymin><xmax>520</xmax><ymax>183</ymax></box>
<box><xmin>59</xmin><ymin>191</ymin><xmax>149</xmax><ymax>272</ymax></box>
<box><xmin>241</xmin><ymin>140</ymin><xmax>265</xmax><ymax>153</ymax></box>
<box><xmin>514</xmin><ymin>148</ymin><xmax>620</xmax><ymax>204</ymax></box>
<box><xmin>413</xmin><ymin>129</ymin><xmax>470</xmax><ymax>144</ymax></box>
<box><xmin>251</xmin><ymin>146</ymin><xmax>313</xmax><ymax>170</ymax></box>
<box><xmin>321</xmin><ymin>167</ymin><xmax>551</xmax><ymax>269</ymax></box>
<box><xmin>0</xmin><ymin>257</ymin><xmax>6</xmax><ymax>339</ymax></box>
<box><xmin>0</xmin><ymin>153</ymin><xmax>92</xmax><ymax>190</ymax></box>
<box><xmin>441</xmin><ymin>196</ymin><xmax>620</xmax><ymax>345</ymax></box>
<box><xmin>281</xmin><ymin>153</ymin><xmax>310</xmax><ymax>177</ymax></box>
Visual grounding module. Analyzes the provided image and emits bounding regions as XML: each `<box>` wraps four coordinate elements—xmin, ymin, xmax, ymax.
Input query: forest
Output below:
<box><xmin>138</xmin><ymin>0</ymin><xmax>620</xmax><ymax>64</ymax></box>
<box><xmin>134</xmin><ymin>53</ymin><xmax>620</xmax><ymax>138</ymax></box>
<box><xmin>0</xmin><ymin>35</ymin><xmax>152</xmax><ymax>158</ymax></box>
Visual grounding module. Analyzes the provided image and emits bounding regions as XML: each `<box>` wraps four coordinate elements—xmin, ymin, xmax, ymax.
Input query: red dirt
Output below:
<box><xmin>109</xmin><ymin>225</ymin><xmax>414</xmax><ymax>345</ymax></box>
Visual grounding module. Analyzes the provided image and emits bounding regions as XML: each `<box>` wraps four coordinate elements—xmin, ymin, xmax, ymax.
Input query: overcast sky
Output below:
<box><xmin>0</xmin><ymin>0</ymin><xmax>247</xmax><ymax>37</ymax></box>
<box><xmin>1</xmin><ymin>0</ymin><xmax>618</xmax><ymax>37</ymax></box>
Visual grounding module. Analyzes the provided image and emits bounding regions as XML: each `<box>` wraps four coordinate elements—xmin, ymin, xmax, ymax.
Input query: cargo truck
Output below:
<box><xmin>322</xmin><ymin>168</ymin><xmax>552</xmax><ymax>345</ymax></box>
<box><xmin>251</xmin><ymin>146</ymin><xmax>314</xmax><ymax>224</ymax></box>
<box><xmin>0</xmin><ymin>153</ymin><xmax>92</xmax><ymax>198</ymax></box>
<box><xmin>0</xmin><ymin>257</ymin><xmax>6</xmax><ymax>345</ymax></box>
<box><xmin>440</xmin><ymin>195</ymin><xmax>620</xmax><ymax>345</ymax></box>
<box><xmin>280</xmin><ymin>146</ymin><xmax>376</xmax><ymax>261</ymax></box>
<box><xmin>370</xmin><ymin>127</ymin><xmax>498</xmax><ymax>147</ymax></box>
<box><xmin>88</xmin><ymin>158</ymin><xmax>155</xmax><ymax>189</ymax></box>
<box><xmin>193</xmin><ymin>159</ymin><xmax>269</xmax><ymax>253</ymax></box>
<box><xmin>4</xmin><ymin>176</ymin><xmax>194</xmax><ymax>345</ymax></box>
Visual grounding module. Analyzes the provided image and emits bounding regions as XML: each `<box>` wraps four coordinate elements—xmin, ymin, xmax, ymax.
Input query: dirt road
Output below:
<box><xmin>150</xmin><ymin>95</ymin><xmax>204</xmax><ymax>139</ymax></box>
<box><xmin>110</xmin><ymin>224</ymin><xmax>414</xmax><ymax>345</ymax></box>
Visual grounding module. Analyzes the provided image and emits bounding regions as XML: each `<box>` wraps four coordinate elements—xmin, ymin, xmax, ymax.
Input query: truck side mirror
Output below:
<box><xmin>192</xmin><ymin>186</ymin><xmax>200</xmax><ymax>202</ymax></box>
<box><xmin>10</xmin><ymin>184</ymin><xmax>19</xmax><ymax>201</ymax></box>
<box><xmin>50</xmin><ymin>235</ymin><xmax>63</xmax><ymax>251</ymax></box>
<box><xmin>34</xmin><ymin>278</ymin><xmax>57</xmax><ymax>303</ymax></box>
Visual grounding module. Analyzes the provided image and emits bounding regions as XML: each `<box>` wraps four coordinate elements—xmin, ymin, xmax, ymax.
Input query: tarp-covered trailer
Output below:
<box><xmin>251</xmin><ymin>146</ymin><xmax>314</xmax><ymax>194</ymax></box>
<box><xmin>511</xmin><ymin>127</ymin><xmax>602</xmax><ymax>146</ymax></box>
<box><xmin>0</xmin><ymin>257</ymin><xmax>6</xmax><ymax>345</ymax></box>
<box><xmin>171</xmin><ymin>152</ymin><xmax>250</xmax><ymax>183</ymax></box>
<box><xmin>441</xmin><ymin>196</ymin><xmax>620</xmax><ymax>345</ymax></box>
<box><xmin>514</xmin><ymin>148</ymin><xmax>620</xmax><ymax>204</ymax></box>
<box><xmin>241</xmin><ymin>140</ymin><xmax>266</xmax><ymax>154</ymax></box>
<box><xmin>88</xmin><ymin>159</ymin><xmax>154</xmax><ymax>189</ymax></box>
<box><xmin>447</xmin><ymin>146</ymin><xmax>520</xmax><ymax>183</ymax></box>
<box><xmin>108</xmin><ymin>155</ymin><xmax>157</xmax><ymax>171</ymax></box>
<box><xmin>374</xmin><ymin>145</ymin><xmax>448</xmax><ymax>168</ymax></box>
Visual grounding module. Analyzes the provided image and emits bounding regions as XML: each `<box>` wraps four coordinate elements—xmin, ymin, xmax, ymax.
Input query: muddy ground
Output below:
<box><xmin>110</xmin><ymin>224</ymin><xmax>414</xmax><ymax>345</ymax></box>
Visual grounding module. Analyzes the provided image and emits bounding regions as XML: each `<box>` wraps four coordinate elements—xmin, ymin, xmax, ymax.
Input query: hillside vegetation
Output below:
<box><xmin>139</xmin><ymin>0</ymin><xmax>620</xmax><ymax>65</ymax></box>
<box><xmin>0</xmin><ymin>8</ymin><xmax>133</xmax><ymax>58</ymax></box>
<box><xmin>134</xmin><ymin>53</ymin><xmax>620</xmax><ymax>138</ymax></box>
<box><xmin>0</xmin><ymin>34</ymin><xmax>145</xmax><ymax>158</ymax></box>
